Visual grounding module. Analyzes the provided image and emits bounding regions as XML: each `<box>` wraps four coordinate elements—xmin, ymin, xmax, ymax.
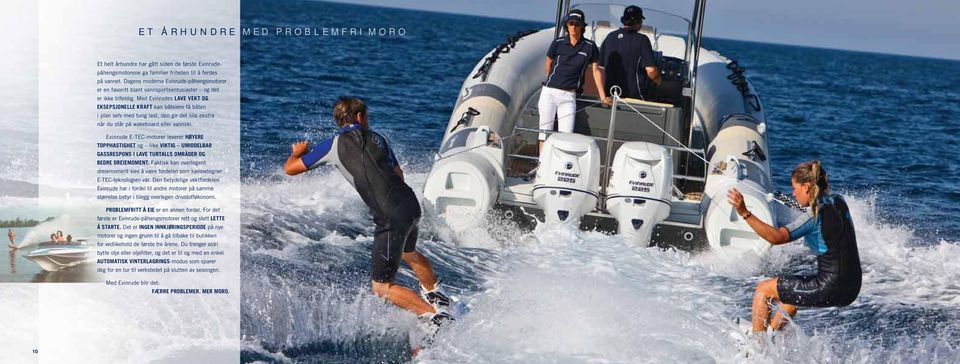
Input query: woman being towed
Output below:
<box><xmin>727</xmin><ymin>160</ymin><xmax>862</xmax><ymax>332</ymax></box>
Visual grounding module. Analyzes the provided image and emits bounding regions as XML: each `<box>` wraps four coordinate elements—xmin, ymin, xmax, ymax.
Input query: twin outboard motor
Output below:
<box><xmin>533</xmin><ymin>133</ymin><xmax>601</xmax><ymax>225</ymax></box>
<box><xmin>605</xmin><ymin>142</ymin><xmax>673</xmax><ymax>244</ymax></box>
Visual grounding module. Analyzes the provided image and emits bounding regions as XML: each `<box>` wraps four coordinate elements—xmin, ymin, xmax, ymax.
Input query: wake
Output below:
<box><xmin>240</xmin><ymin>171</ymin><xmax>960</xmax><ymax>363</ymax></box>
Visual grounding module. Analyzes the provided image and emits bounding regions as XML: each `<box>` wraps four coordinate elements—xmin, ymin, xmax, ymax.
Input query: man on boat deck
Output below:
<box><xmin>283</xmin><ymin>96</ymin><xmax>454</xmax><ymax>331</ymax></box>
<box><xmin>600</xmin><ymin>5</ymin><xmax>661</xmax><ymax>100</ymax></box>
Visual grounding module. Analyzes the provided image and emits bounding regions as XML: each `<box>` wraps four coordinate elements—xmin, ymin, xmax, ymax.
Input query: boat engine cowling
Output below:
<box><xmin>703</xmin><ymin>158</ymin><xmax>773</xmax><ymax>256</ymax></box>
<box><xmin>702</xmin><ymin>116</ymin><xmax>774</xmax><ymax>256</ymax></box>
<box><xmin>605</xmin><ymin>142</ymin><xmax>673</xmax><ymax>244</ymax></box>
<box><xmin>533</xmin><ymin>133</ymin><xmax>601</xmax><ymax>225</ymax></box>
<box><xmin>423</xmin><ymin>127</ymin><xmax>503</xmax><ymax>232</ymax></box>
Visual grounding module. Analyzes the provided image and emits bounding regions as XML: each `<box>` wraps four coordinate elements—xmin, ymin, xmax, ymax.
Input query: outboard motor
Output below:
<box><xmin>423</xmin><ymin>126</ymin><xmax>504</xmax><ymax>232</ymax></box>
<box><xmin>702</xmin><ymin>115</ymin><xmax>775</xmax><ymax>256</ymax></box>
<box><xmin>605</xmin><ymin>142</ymin><xmax>673</xmax><ymax>244</ymax></box>
<box><xmin>533</xmin><ymin>133</ymin><xmax>601</xmax><ymax>225</ymax></box>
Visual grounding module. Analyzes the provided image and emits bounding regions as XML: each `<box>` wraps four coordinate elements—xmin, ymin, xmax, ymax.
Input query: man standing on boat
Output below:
<box><xmin>600</xmin><ymin>5</ymin><xmax>661</xmax><ymax>100</ymax></box>
<box><xmin>283</xmin><ymin>96</ymin><xmax>454</xmax><ymax>331</ymax></box>
<box><xmin>538</xmin><ymin>9</ymin><xmax>610</xmax><ymax>153</ymax></box>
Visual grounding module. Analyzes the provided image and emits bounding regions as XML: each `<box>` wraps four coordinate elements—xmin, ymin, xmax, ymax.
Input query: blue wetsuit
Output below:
<box><xmin>301</xmin><ymin>123</ymin><xmax>421</xmax><ymax>282</ymax></box>
<box><xmin>777</xmin><ymin>194</ymin><xmax>862</xmax><ymax>307</ymax></box>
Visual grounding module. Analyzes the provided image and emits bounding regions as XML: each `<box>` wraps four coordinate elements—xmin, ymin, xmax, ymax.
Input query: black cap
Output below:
<box><xmin>565</xmin><ymin>9</ymin><xmax>586</xmax><ymax>26</ymax></box>
<box><xmin>621</xmin><ymin>5</ymin><xmax>645</xmax><ymax>25</ymax></box>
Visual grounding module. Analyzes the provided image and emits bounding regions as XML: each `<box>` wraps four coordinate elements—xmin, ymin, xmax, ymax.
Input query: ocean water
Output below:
<box><xmin>239</xmin><ymin>0</ymin><xmax>960</xmax><ymax>362</ymax></box>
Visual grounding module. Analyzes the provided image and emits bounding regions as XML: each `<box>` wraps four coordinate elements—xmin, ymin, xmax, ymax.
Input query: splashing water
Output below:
<box><xmin>241</xmin><ymin>168</ymin><xmax>960</xmax><ymax>363</ymax></box>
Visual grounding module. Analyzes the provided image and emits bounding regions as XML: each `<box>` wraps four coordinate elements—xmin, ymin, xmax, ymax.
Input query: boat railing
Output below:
<box><xmin>507</xmin><ymin>127</ymin><xmax>706</xmax><ymax>183</ymax></box>
<box><xmin>505</xmin><ymin>94</ymin><xmax>708</xmax><ymax>187</ymax></box>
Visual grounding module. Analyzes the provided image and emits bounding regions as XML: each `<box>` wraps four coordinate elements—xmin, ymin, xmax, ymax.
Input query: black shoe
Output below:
<box><xmin>420</xmin><ymin>281</ymin><xmax>452</xmax><ymax>311</ymax></box>
<box><xmin>430</xmin><ymin>311</ymin><xmax>455</xmax><ymax>327</ymax></box>
<box><xmin>418</xmin><ymin>311</ymin><xmax>455</xmax><ymax>345</ymax></box>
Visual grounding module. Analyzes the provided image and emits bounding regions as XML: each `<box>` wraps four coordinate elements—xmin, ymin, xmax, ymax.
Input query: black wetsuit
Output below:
<box><xmin>301</xmin><ymin>123</ymin><xmax>421</xmax><ymax>282</ymax></box>
<box><xmin>777</xmin><ymin>194</ymin><xmax>862</xmax><ymax>307</ymax></box>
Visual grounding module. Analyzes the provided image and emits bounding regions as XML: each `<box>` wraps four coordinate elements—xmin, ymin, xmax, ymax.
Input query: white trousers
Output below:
<box><xmin>537</xmin><ymin>86</ymin><xmax>576</xmax><ymax>141</ymax></box>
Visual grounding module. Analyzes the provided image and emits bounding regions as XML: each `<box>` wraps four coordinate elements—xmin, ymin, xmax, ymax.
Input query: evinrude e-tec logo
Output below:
<box><xmin>556</xmin><ymin>170</ymin><xmax>579</xmax><ymax>184</ymax></box>
<box><xmin>565</xmin><ymin>162</ymin><xmax>573</xmax><ymax>170</ymax></box>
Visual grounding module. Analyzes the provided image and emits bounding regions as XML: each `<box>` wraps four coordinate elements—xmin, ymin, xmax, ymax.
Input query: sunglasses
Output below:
<box><xmin>566</xmin><ymin>21</ymin><xmax>582</xmax><ymax>26</ymax></box>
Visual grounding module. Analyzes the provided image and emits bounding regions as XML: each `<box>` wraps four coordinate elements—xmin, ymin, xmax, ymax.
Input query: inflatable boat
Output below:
<box><xmin>423</xmin><ymin>1</ymin><xmax>781</xmax><ymax>255</ymax></box>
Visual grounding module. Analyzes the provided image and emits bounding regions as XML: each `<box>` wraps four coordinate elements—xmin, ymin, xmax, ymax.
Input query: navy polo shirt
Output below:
<box><xmin>600</xmin><ymin>29</ymin><xmax>656</xmax><ymax>99</ymax></box>
<box><xmin>545</xmin><ymin>35</ymin><xmax>599</xmax><ymax>91</ymax></box>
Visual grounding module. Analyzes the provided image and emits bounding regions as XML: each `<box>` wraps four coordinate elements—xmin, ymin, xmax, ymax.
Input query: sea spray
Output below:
<box><xmin>241</xmin><ymin>169</ymin><xmax>960</xmax><ymax>362</ymax></box>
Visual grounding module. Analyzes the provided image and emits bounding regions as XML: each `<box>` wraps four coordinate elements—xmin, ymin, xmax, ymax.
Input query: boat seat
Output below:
<box><xmin>580</xmin><ymin>67</ymin><xmax>674</xmax><ymax>107</ymax></box>
<box><xmin>619</xmin><ymin>98</ymin><xmax>673</xmax><ymax>108</ymax></box>
<box><xmin>518</xmin><ymin>89</ymin><xmax>683</xmax><ymax>149</ymax></box>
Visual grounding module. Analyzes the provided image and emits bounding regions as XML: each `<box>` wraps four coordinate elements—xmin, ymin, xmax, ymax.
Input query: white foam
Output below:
<box><xmin>416</xmin><ymin>195</ymin><xmax>960</xmax><ymax>362</ymax></box>
<box><xmin>242</xmin><ymin>167</ymin><xmax>960</xmax><ymax>362</ymax></box>
<box><xmin>845</xmin><ymin>194</ymin><xmax>960</xmax><ymax>307</ymax></box>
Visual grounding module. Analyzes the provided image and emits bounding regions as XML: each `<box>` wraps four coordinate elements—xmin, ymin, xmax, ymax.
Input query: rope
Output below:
<box><xmin>433</xmin><ymin>132</ymin><xmax>521</xmax><ymax>162</ymax></box>
<box><xmin>433</xmin><ymin>96</ymin><xmax>601</xmax><ymax>163</ymax></box>
<box><xmin>550</xmin><ymin>99</ymin><xmax>603</xmax><ymax>124</ymax></box>
<box><xmin>614</xmin><ymin>92</ymin><xmax>780</xmax><ymax>205</ymax></box>
<box><xmin>431</xmin><ymin>90</ymin><xmax>792</xmax><ymax>215</ymax></box>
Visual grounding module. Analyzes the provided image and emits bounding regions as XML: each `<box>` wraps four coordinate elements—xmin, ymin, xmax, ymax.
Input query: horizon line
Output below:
<box><xmin>317</xmin><ymin>0</ymin><xmax>960</xmax><ymax>62</ymax></box>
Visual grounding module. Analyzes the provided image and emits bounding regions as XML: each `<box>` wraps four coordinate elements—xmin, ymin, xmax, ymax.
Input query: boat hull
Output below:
<box><xmin>26</xmin><ymin>244</ymin><xmax>92</xmax><ymax>272</ymax></box>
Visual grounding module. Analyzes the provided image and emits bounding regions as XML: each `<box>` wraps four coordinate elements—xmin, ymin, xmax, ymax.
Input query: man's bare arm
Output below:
<box><xmin>592</xmin><ymin>63</ymin><xmax>610</xmax><ymax>106</ymax></box>
<box><xmin>284</xmin><ymin>141</ymin><xmax>309</xmax><ymax>176</ymax></box>
<box><xmin>645</xmin><ymin>66</ymin><xmax>661</xmax><ymax>86</ymax></box>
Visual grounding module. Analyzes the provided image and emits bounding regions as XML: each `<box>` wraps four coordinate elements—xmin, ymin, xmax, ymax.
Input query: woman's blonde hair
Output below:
<box><xmin>792</xmin><ymin>160</ymin><xmax>830</xmax><ymax>216</ymax></box>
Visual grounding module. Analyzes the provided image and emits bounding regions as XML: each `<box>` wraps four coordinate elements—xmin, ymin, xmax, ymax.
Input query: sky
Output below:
<box><xmin>331</xmin><ymin>0</ymin><xmax>960</xmax><ymax>60</ymax></box>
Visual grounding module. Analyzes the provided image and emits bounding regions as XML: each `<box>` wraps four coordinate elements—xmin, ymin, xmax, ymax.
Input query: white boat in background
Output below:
<box><xmin>25</xmin><ymin>241</ymin><xmax>93</xmax><ymax>272</ymax></box>
<box><xmin>423</xmin><ymin>1</ymin><xmax>786</xmax><ymax>255</ymax></box>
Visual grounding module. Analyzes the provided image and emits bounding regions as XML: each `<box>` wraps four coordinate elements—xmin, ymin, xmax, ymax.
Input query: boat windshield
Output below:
<box><xmin>571</xmin><ymin>3</ymin><xmax>691</xmax><ymax>61</ymax></box>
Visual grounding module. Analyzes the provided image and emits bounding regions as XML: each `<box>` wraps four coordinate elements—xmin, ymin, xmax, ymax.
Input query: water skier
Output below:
<box><xmin>283</xmin><ymin>96</ymin><xmax>454</xmax><ymax>331</ymax></box>
<box><xmin>7</xmin><ymin>229</ymin><xmax>16</xmax><ymax>250</ymax></box>
<box><xmin>728</xmin><ymin>160</ymin><xmax>862</xmax><ymax>332</ymax></box>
